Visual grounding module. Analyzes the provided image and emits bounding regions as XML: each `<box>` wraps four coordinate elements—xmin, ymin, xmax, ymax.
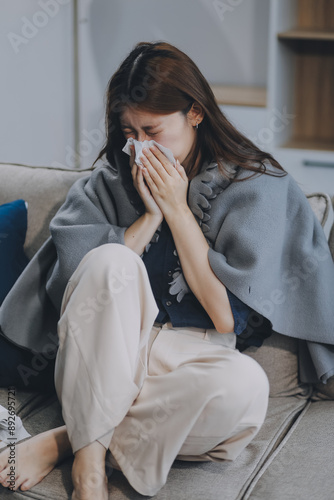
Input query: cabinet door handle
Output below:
<box><xmin>303</xmin><ymin>160</ymin><xmax>334</xmax><ymax>169</ymax></box>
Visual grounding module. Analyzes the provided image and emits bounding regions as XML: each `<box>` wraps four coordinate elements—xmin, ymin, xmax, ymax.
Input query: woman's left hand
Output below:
<box><xmin>139</xmin><ymin>145</ymin><xmax>189</xmax><ymax>219</ymax></box>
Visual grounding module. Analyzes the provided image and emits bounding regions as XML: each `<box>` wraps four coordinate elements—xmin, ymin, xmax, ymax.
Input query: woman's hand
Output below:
<box><xmin>130</xmin><ymin>145</ymin><xmax>163</xmax><ymax>221</ymax></box>
<box><xmin>139</xmin><ymin>145</ymin><xmax>189</xmax><ymax>220</ymax></box>
<box><xmin>124</xmin><ymin>145</ymin><xmax>163</xmax><ymax>255</ymax></box>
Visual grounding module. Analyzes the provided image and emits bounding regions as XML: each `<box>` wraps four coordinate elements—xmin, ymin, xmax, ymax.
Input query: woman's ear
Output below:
<box><xmin>187</xmin><ymin>102</ymin><xmax>204</xmax><ymax>127</ymax></box>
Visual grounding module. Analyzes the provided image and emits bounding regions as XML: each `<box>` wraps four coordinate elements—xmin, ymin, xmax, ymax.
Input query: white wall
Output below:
<box><xmin>0</xmin><ymin>0</ymin><xmax>74</xmax><ymax>167</ymax></box>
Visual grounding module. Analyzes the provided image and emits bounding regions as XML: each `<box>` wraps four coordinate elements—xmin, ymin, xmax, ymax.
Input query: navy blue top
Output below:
<box><xmin>142</xmin><ymin>220</ymin><xmax>252</xmax><ymax>336</ymax></box>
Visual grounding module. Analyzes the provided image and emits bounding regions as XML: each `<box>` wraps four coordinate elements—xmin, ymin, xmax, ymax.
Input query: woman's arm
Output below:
<box><xmin>124</xmin><ymin>212</ymin><xmax>162</xmax><ymax>255</ymax></box>
<box><xmin>165</xmin><ymin>207</ymin><xmax>235</xmax><ymax>334</ymax></box>
<box><xmin>140</xmin><ymin>146</ymin><xmax>234</xmax><ymax>334</ymax></box>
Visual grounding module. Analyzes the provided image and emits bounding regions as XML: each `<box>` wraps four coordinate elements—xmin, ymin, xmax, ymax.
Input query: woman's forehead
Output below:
<box><xmin>120</xmin><ymin>108</ymin><xmax>180</xmax><ymax>127</ymax></box>
<box><xmin>121</xmin><ymin>107</ymin><xmax>160</xmax><ymax>123</ymax></box>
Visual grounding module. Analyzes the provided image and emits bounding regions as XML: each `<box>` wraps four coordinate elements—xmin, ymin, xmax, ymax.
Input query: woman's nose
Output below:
<box><xmin>137</xmin><ymin>131</ymin><xmax>149</xmax><ymax>142</ymax></box>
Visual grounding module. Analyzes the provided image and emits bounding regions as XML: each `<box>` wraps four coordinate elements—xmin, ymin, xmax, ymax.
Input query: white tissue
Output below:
<box><xmin>122</xmin><ymin>138</ymin><xmax>176</xmax><ymax>167</ymax></box>
<box><xmin>0</xmin><ymin>404</ymin><xmax>31</xmax><ymax>449</ymax></box>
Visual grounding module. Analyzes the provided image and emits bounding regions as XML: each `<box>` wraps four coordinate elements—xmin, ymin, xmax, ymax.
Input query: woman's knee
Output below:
<box><xmin>225</xmin><ymin>354</ymin><xmax>269</xmax><ymax>419</ymax></box>
<box><xmin>60</xmin><ymin>244</ymin><xmax>142</xmax><ymax>316</ymax></box>
<box><xmin>196</xmin><ymin>354</ymin><xmax>269</xmax><ymax>425</ymax></box>
<box><xmin>236</xmin><ymin>354</ymin><xmax>269</xmax><ymax>421</ymax></box>
<box><xmin>236</xmin><ymin>353</ymin><xmax>270</xmax><ymax>400</ymax></box>
<box><xmin>60</xmin><ymin>242</ymin><xmax>156</xmax><ymax>327</ymax></box>
<box><xmin>82</xmin><ymin>243</ymin><xmax>142</xmax><ymax>272</ymax></box>
<box><xmin>70</xmin><ymin>243</ymin><xmax>146</xmax><ymax>289</ymax></box>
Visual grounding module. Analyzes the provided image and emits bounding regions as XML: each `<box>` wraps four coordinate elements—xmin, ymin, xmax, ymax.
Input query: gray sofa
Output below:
<box><xmin>0</xmin><ymin>162</ymin><xmax>334</xmax><ymax>500</ymax></box>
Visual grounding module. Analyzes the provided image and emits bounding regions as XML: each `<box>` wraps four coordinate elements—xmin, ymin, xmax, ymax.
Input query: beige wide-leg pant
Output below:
<box><xmin>55</xmin><ymin>244</ymin><xmax>269</xmax><ymax>497</ymax></box>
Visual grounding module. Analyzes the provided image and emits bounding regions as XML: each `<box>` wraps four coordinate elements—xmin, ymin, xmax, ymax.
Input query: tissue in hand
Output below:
<box><xmin>122</xmin><ymin>138</ymin><xmax>176</xmax><ymax>167</ymax></box>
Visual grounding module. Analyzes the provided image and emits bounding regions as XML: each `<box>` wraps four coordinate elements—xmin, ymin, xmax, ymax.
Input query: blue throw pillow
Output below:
<box><xmin>0</xmin><ymin>199</ymin><xmax>29</xmax><ymax>305</ymax></box>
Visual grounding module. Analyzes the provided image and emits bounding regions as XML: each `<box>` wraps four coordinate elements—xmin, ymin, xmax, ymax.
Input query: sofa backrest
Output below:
<box><xmin>0</xmin><ymin>163</ymin><xmax>91</xmax><ymax>259</ymax></box>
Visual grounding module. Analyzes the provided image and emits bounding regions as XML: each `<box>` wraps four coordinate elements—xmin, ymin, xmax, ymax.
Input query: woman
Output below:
<box><xmin>0</xmin><ymin>41</ymin><xmax>333</xmax><ymax>499</ymax></box>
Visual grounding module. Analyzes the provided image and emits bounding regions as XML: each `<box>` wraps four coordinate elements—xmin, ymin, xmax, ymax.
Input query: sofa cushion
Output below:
<box><xmin>312</xmin><ymin>375</ymin><xmax>334</xmax><ymax>401</ymax></box>
<box><xmin>0</xmin><ymin>163</ymin><xmax>91</xmax><ymax>259</ymax></box>
<box><xmin>0</xmin><ymin>199</ymin><xmax>29</xmax><ymax>304</ymax></box>
<box><xmin>244</xmin><ymin>333</ymin><xmax>311</xmax><ymax>398</ymax></box>
<box><xmin>246</xmin><ymin>401</ymin><xmax>334</xmax><ymax>500</ymax></box>
<box><xmin>306</xmin><ymin>192</ymin><xmax>331</xmax><ymax>227</ymax></box>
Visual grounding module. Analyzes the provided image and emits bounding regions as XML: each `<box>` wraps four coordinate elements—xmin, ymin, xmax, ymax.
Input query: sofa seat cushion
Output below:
<box><xmin>0</xmin><ymin>388</ymin><xmax>46</xmax><ymax>422</ymax></box>
<box><xmin>246</xmin><ymin>401</ymin><xmax>334</xmax><ymax>500</ymax></box>
<box><xmin>0</xmin><ymin>389</ymin><xmax>307</xmax><ymax>499</ymax></box>
<box><xmin>0</xmin><ymin>163</ymin><xmax>91</xmax><ymax>259</ymax></box>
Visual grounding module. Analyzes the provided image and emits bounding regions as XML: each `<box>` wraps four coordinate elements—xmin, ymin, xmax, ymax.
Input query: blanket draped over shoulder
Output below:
<box><xmin>1</xmin><ymin>155</ymin><xmax>334</xmax><ymax>383</ymax></box>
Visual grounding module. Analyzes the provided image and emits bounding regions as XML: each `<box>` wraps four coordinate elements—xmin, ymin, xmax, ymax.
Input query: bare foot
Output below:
<box><xmin>71</xmin><ymin>441</ymin><xmax>108</xmax><ymax>500</ymax></box>
<box><xmin>0</xmin><ymin>426</ymin><xmax>71</xmax><ymax>491</ymax></box>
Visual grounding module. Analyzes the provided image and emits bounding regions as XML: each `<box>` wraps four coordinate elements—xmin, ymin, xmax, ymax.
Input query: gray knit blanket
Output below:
<box><xmin>0</xmin><ymin>156</ymin><xmax>333</xmax><ymax>383</ymax></box>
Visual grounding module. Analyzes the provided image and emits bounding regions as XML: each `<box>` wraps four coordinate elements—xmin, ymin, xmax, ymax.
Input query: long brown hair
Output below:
<box><xmin>95</xmin><ymin>41</ymin><xmax>285</xmax><ymax>181</ymax></box>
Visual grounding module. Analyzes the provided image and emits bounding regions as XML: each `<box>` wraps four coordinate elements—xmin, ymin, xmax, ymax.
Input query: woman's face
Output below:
<box><xmin>120</xmin><ymin>107</ymin><xmax>197</xmax><ymax>165</ymax></box>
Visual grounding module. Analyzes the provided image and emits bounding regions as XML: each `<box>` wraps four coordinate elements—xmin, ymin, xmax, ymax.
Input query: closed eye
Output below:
<box><xmin>122</xmin><ymin>129</ymin><xmax>161</xmax><ymax>138</ymax></box>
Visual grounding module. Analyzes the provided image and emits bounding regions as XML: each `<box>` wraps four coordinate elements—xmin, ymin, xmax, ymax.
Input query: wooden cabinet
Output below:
<box><xmin>220</xmin><ymin>0</ymin><xmax>334</xmax><ymax>193</ymax></box>
<box><xmin>277</xmin><ymin>0</ymin><xmax>334</xmax><ymax>151</ymax></box>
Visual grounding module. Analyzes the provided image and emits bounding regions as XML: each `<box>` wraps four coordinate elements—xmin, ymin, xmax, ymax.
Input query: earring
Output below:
<box><xmin>196</xmin><ymin>123</ymin><xmax>199</xmax><ymax>129</ymax></box>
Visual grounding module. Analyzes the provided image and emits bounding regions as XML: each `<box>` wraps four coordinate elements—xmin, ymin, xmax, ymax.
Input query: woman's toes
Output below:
<box><xmin>19</xmin><ymin>479</ymin><xmax>32</xmax><ymax>491</ymax></box>
<box><xmin>8</xmin><ymin>475</ymin><xmax>22</xmax><ymax>491</ymax></box>
<box><xmin>0</xmin><ymin>452</ymin><xmax>8</xmax><ymax>474</ymax></box>
<box><xmin>0</xmin><ymin>469</ymin><xmax>9</xmax><ymax>485</ymax></box>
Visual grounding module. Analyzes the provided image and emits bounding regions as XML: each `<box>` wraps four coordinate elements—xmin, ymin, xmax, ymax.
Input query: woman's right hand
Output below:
<box><xmin>124</xmin><ymin>146</ymin><xmax>163</xmax><ymax>255</ymax></box>
<box><xmin>130</xmin><ymin>145</ymin><xmax>163</xmax><ymax>221</ymax></box>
